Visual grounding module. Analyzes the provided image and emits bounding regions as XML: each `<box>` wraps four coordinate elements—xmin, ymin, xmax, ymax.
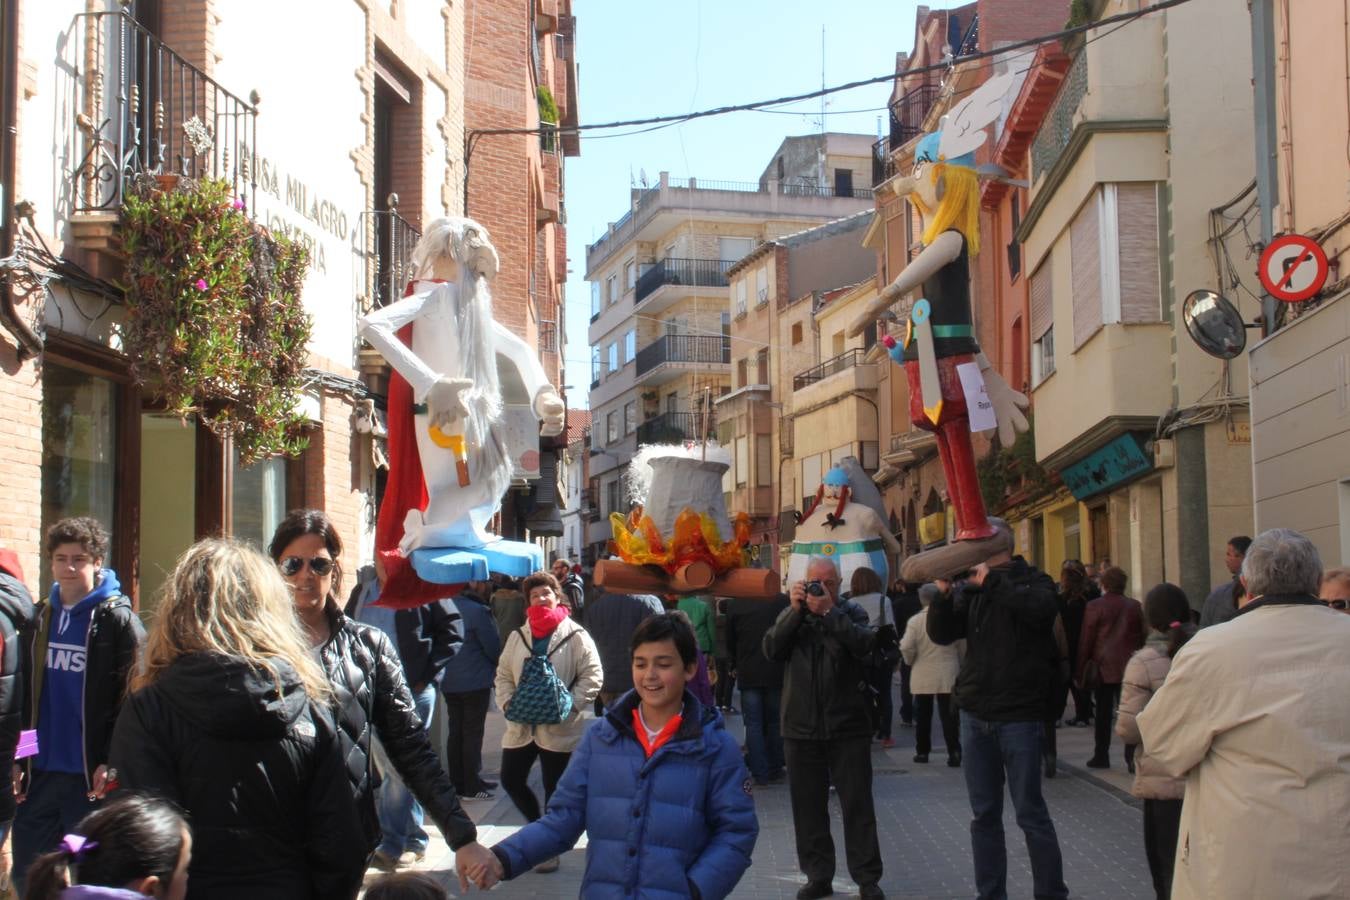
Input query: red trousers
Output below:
<box><xmin>905</xmin><ymin>354</ymin><xmax>995</xmax><ymax>541</ymax></box>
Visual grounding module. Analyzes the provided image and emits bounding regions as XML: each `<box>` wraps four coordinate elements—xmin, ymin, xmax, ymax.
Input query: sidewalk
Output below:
<box><xmin>363</xmin><ymin>688</ymin><xmax>1152</xmax><ymax>899</ymax></box>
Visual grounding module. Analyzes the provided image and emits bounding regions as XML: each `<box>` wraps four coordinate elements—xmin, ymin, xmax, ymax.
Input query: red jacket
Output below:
<box><xmin>1077</xmin><ymin>592</ymin><xmax>1145</xmax><ymax>685</ymax></box>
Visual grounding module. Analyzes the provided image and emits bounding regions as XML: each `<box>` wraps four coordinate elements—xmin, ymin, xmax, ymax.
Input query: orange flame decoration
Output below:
<box><xmin>608</xmin><ymin>505</ymin><xmax>752</xmax><ymax>575</ymax></box>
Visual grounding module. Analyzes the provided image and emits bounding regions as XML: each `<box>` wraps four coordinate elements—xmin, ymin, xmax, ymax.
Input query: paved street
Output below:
<box><xmin>363</xmin><ymin>679</ymin><xmax>1155</xmax><ymax>898</ymax></box>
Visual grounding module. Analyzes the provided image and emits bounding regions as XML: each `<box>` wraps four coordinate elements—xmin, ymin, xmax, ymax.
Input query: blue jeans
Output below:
<box><xmin>12</xmin><ymin>771</ymin><xmax>97</xmax><ymax>892</ymax></box>
<box><xmin>960</xmin><ymin>712</ymin><xmax>1068</xmax><ymax>900</ymax></box>
<box><xmin>740</xmin><ymin>686</ymin><xmax>784</xmax><ymax>780</ymax></box>
<box><xmin>376</xmin><ymin>683</ymin><xmax>436</xmax><ymax>857</ymax></box>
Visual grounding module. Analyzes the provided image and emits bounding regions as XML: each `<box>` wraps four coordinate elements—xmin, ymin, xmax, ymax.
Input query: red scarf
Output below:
<box><xmin>632</xmin><ymin>708</ymin><xmax>683</xmax><ymax>758</ymax></box>
<box><xmin>527</xmin><ymin>604</ymin><xmax>570</xmax><ymax>638</ymax></box>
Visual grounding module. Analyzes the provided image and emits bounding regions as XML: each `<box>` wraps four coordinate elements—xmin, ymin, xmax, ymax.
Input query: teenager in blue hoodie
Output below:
<box><xmin>13</xmin><ymin>518</ymin><xmax>145</xmax><ymax>891</ymax></box>
<box><xmin>470</xmin><ymin>611</ymin><xmax>758</xmax><ymax>899</ymax></box>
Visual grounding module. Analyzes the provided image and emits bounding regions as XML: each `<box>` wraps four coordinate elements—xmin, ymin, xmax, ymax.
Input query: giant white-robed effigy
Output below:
<box><xmin>360</xmin><ymin>217</ymin><xmax>565</xmax><ymax>606</ymax></box>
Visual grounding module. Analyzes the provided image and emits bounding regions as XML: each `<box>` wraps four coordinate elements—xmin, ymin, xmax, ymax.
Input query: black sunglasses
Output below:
<box><xmin>1327</xmin><ymin>599</ymin><xmax>1349</xmax><ymax>611</ymax></box>
<box><xmin>279</xmin><ymin>556</ymin><xmax>334</xmax><ymax>577</ymax></box>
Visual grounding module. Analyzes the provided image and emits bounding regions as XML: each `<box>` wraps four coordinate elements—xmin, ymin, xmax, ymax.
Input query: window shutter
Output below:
<box><xmin>1118</xmin><ymin>183</ymin><xmax>1162</xmax><ymax>323</ymax></box>
<box><xmin>1071</xmin><ymin>192</ymin><xmax>1102</xmax><ymax>350</ymax></box>
<box><xmin>1030</xmin><ymin>261</ymin><xmax>1053</xmax><ymax>340</ymax></box>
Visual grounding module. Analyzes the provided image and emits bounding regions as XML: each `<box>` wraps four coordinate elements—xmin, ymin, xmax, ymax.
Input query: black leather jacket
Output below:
<box><xmin>762</xmin><ymin>599</ymin><xmax>876</xmax><ymax>741</ymax></box>
<box><xmin>316</xmin><ymin>602</ymin><xmax>476</xmax><ymax>852</ymax></box>
<box><xmin>0</xmin><ymin>570</ymin><xmax>33</xmax><ymax>822</ymax></box>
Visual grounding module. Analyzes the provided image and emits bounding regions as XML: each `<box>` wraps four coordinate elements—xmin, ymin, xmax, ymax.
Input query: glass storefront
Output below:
<box><xmin>231</xmin><ymin>451</ymin><xmax>286</xmax><ymax>551</ymax></box>
<box><xmin>40</xmin><ymin>364</ymin><xmax>118</xmax><ymax>594</ymax></box>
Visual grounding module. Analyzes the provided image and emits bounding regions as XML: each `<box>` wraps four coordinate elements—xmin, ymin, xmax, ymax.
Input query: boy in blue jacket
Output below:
<box><xmin>469</xmin><ymin>612</ymin><xmax>758</xmax><ymax>898</ymax></box>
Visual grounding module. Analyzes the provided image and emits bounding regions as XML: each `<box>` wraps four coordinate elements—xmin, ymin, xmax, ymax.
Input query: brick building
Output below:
<box><xmin>463</xmin><ymin>0</ymin><xmax>579</xmax><ymax>554</ymax></box>
<box><xmin>0</xmin><ymin>0</ymin><xmax>468</xmax><ymax>604</ymax></box>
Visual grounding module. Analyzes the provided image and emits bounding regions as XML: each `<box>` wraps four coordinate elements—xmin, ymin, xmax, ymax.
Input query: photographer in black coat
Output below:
<box><xmin>927</xmin><ymin>533</ymin><xmax>1068</xmax><ymax>900</ymax></box>
<box><xmin>763</xmin><ymin>555</ymin><xmax>882</xmax><ymax>900</ymax></box>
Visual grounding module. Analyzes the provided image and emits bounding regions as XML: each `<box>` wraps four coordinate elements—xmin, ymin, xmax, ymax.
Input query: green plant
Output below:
<box><xmin>536</xmin><ymin>85</ymin><xmax>559</xmax><ymax>124</ymax></box>
<box><xmin>976</xmin><ymin>416</ymin><xmax>1054</xmax><ymax>513</ymax></box>
<box><xmin>120</xmin><ymin>177</ymin><xmax>313</xmax><ymax>462</ymax></box>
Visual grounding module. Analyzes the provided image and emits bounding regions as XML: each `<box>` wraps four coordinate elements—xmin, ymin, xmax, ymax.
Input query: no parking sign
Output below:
<box><xmin>1258</xmin><ymin>234</ymin><xmax>1329</xmax><ymax>303</ymax></box>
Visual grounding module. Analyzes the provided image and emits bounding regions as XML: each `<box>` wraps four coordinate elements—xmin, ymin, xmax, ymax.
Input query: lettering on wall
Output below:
<box><xmin>238</xmin><ymin>143</ymin><xmax>359</xmax><ymax>276</ymax></box>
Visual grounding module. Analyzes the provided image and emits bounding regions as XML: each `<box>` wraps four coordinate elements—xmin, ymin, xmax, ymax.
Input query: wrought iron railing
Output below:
<box><xmin>793</xmin><ymin>348</ymin><xmax>867</xmax><ymax>391</ymax></box>
<box><xmin>872</xmin><ymin>138</ymin><xmax>898</xmax><ymax>186</ymax></box>
<box><xmin>67</xmin><ymin>10</ymin><xmax>258</xmax><ymax>213</ymax></box>
<box><xmin>889</xmin><ymin>82</ymin><xmax>941</xmax><ymax>148</ymax></box>
<box><xmin>636</xmin><ymin>411</ymin><xmax>712</xmax><ymax>446</ymax></box>
<box><xmin>779</xmin><ymin>181</ymin><xmax>874</xmax><ymax>200</ymax></box>
<box><xmin>635</xmin><ymin>334</ymin><xmax>731</xmax><ymax>376</ymax></box>
<box><xmin>635</xmin><ymin>258</ymin><xmax>735</xmax><ymax>303</ymax></box>
<box><xmin>359</xmin><ymin>201</ymin><xmax>422</xmax><ymax>311</ymax></box>
<box><xmin>539</xmin><ymin>319</ymin><xmax>558</xmax><ymax>353</ymax></box>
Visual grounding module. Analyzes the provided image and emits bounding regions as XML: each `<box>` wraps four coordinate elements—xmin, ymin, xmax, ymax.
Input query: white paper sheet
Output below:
<box><xmin>956</xmin><ymin>362</ymin><xmax>996</xmax><ymax>433</ymax></box>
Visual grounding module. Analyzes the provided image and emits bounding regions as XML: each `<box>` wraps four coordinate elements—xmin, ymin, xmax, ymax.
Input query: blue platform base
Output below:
<box><xmin>410</xmin><ymin>540</ymin><xmax>544</xmax><ymax>584</ymax></box>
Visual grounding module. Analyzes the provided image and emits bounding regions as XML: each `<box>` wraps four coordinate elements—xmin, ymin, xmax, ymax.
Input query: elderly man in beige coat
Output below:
<box><xmin>1138</xmin><ymin>528</ymin><xmax>1350</xmax><ymax>900</ymax></box>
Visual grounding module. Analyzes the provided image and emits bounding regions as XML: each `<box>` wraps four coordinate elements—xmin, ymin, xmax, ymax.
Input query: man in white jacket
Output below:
<box><xmin>1138</xmin><ymin>528</ymin><xmax>1350</xmax><ymax>900</ymax></box>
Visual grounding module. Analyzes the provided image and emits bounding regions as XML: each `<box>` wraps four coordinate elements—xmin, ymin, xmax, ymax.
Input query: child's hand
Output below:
<box><xmin>455</xmin><ymin>842</ymin><xmax>500</xmax><ymax>891</ymax></box>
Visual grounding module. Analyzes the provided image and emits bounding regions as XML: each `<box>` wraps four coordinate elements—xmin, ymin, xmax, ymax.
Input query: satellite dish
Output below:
<box><xmin>1182</xmin><ymin>290</ymin><xmax>1246</xmax><ymax>359</ymax></box>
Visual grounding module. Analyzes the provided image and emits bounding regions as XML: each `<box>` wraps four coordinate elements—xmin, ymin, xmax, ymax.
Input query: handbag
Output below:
<box><xmin>1080</xmin><ymin>658</ymin><xmax>1101</xmax><ymax>691</ymax></box>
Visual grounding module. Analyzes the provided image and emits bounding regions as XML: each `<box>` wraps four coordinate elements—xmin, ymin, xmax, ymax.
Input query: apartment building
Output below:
<box><xmin>1016</xmin><ymin>0</ymin><xmax>1258</xmax><ymax>604</ymax></box>
<box><xmin>1247</xmin><ymin>1</ymin><xmax>1350</xmax><ymax>565</ymax></box>
<box><xmin>0</xmin><ymin>0</ymin><xmax>468</xmax><ymax>602</ymax></box>
<box><xmin>580</xmin><ymin>136</ymin><xmax>873</xmax><ymax>563</ymax></box>
<box><xmin>718</xmin><ymin>211</ymin><xmax>875</xmax><ymax>571</ymax></box>
<box><xmin>463</xmin><ymin>0</ymin><xmax>580</xmax><ymax>551</ymax></box>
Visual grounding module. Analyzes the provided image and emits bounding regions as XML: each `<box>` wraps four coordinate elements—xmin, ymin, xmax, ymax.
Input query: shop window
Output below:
<box><xmin>232</xmin><ymin>449</ymin><xmax>286</xmax><ymax>551</ymax></box>
<box><xmin>41</xmin><ymin>364</ymin><xmax>118</xmax><ymax>587</ymax></box>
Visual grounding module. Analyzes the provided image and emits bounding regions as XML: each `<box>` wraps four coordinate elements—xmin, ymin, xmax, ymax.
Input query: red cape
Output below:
<box><xmin>374</xmin><ymin>284</ymin><xmax>466</xmax><ymax>608</ymax></box>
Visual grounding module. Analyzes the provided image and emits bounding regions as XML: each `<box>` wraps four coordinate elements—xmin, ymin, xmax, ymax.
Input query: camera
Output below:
<box><xmin>805</xmin><ymin>581</ymin><xmax>828</xmax><ymax>597</ymax></box>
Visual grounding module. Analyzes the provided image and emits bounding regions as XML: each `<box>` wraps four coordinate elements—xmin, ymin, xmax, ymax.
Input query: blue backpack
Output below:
<box><xmin>503</xmin><ymin>627</ymin><xmax>580</xmax><ymax>725</ymax></box>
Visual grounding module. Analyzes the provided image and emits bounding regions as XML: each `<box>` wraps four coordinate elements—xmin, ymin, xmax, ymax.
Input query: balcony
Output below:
<box><xmin>888</xmin><ymin>82</ymin><xmax>942</xmax><ymax>149</ymax></box>
<box><xmin>586</xmin><ymin>173</ymin><xmax>874</xmax><ymax>275</ymax></box>
<box><xmin>359</xmin><ymin>204</ymin><xmax>422</xmax><ymax>312</ymax></box>
<box><xmin>792</xmin><ymin>348</ymin><xmax>878</xmax><ymax>409</ymax></box>
<box><xmin>636</xmin><ymin>411</ymin><xmax>713</xmax><ymax>446</ymax></box>
<box><xmin>883</xmin><ymin>429</ymin><xmax>938</xmax><ymax>466</ymax></box>
<box><xmin>634</xmin><ymin>257</ymin><xmax>735</xmax><ymax>306</ymax></box>
<box><xmin>67</xmin><ymin>11</ymin><xmax>258</xmax><ymax>235</ymax></box>
<box><xmin>634</xmin><ymin>334</ymin><xmax>731</xmax><ymax>384</ymax></box>
<box><xmin>872</xmin><ymin>138</ymin><xmax>899</xmax><ymax>187</ymax></box>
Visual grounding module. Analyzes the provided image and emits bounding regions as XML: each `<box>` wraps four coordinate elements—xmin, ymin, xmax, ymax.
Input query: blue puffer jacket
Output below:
<box><xmin>492</xmin><ymin>690</ymin><xmax>758</xmax><ymax>899</ymax></box>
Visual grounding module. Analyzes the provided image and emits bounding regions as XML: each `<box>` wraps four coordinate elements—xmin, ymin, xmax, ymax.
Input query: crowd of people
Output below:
<box><xmin>0</xmin><ymin>514</ymin><xmax>1346</xmax><ymax>899</ymax></box>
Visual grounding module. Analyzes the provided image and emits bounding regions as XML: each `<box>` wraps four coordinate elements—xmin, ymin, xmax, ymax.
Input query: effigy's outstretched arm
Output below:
<box><xmin>491</xmin><ymin>320</ymin><xmax>565</xmax><ymax>436</ymax></box>
<box><xmin>848</xmin><ymin>230</ymin><xmax>964</xmax><ymax>337</ymax></box>
<box><xmin>359</xmin><ymin>285</ymin><xmax>445</xmax><ymax>402</ymax></box>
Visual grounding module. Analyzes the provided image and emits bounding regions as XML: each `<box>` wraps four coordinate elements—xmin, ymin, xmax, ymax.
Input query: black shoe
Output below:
<box><xmin>946</xmin><ymin>752</ymin><xmax>962</xmax><ymax>768</ymax></box>
<box><xmin>796</xmin><ymin>882</ymin><xmax>833</xmax><ymax>900</ymax></box>
<box><xmin>480</xmin><ymin>780</ymin><xmax>499</xmax><ymax>790</ymax></box>
<box><xmin>859</xmin><ymin>885</ymin><xmax>885</xmax><ymax>900</ymax></box>
<box><xmin>1086</xmin><ymin>756</ymin><xmax>1110</xmax><ymax>769</ymax></box>
<box><xmin>912</xmin><ymin>752</ymin><xmax>929</xmax><ymax>764</ymax></box>
<box><xmin>1044</xmin><ymin>755</ymin><xmax>1057</xmax><ymax>779</ymax></box>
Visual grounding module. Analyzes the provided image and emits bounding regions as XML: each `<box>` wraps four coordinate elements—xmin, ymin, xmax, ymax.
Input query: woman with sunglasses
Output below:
<box><xmin>268</xmin><ymin>510</ymin><xmax>497</xmax><ymax>883</ymax></box>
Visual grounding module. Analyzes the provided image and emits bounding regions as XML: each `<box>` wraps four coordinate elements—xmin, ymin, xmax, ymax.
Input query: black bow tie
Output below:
<box><xmin>825</xmin><ymin>513</ymin><xmax>847</xmax><ymax>530</ymax></box>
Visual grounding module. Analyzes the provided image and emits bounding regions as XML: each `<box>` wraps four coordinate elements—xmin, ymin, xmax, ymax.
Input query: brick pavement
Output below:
<box><xmin>364</xmin><ymin>685</ymin><xmax>1155</xmax><ymax>899</ymax></box>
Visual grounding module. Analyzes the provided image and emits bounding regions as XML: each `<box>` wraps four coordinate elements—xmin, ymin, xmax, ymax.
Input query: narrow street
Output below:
<box><xmin>367</xmin><ymin>683</ymin><xmax>1153</xmax><ymax>899</ymax></box>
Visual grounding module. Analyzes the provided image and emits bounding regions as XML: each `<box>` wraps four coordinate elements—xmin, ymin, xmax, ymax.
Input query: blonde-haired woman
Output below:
<box><xmin>109</xmin><ymin>539</ymin><xmax>367</xmax><ymax>900</ymax></box>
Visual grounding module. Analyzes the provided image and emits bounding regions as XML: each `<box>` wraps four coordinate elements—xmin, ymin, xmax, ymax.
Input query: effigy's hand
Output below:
<box><xmin>427</xmin><ymin>376</ymin><xmax>473</xmax><ymax>431</ymax></box>
<box><xmin>981</xmin><ymin>364</ymin><xmax>1029</xmax><ymax>446</ymax></box>
<box><xmin>534</xmin><ymin>386</ymin><xmax>566</xmax><ymax>436</ymax></box>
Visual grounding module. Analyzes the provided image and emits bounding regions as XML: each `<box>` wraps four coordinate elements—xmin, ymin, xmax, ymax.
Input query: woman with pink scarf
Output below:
<box><xmin>492</xmin><ymin>571</ymin><xmax>602</xmax><ymax>874</ymax></box>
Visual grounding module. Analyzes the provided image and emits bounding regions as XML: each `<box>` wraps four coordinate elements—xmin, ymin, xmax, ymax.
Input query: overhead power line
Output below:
<box><xmin>468</xmin><ymin>0</ymin><xmax>1195</xmax><ymax>147</ymax></box>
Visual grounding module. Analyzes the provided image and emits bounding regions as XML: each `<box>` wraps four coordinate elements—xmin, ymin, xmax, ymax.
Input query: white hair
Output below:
<box><xmin>412</xmin><ymin>217</ymin><xmax>509</xmax><ymax>503</ymax></box>
<box><xmin>1241</xmin><ymin>528</ymin><xmax>1322</xmax><ymax>598</ymax></box>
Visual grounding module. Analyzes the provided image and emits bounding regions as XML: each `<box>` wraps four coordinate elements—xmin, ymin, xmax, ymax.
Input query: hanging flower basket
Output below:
<box><xmin>119</xmin><ymin>176</ymin><xmax>313</xmax><ymax>462</ymax></box>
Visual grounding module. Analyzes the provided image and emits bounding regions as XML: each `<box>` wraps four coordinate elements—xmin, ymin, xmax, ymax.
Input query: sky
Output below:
<box><xmin>560</xmin><ymin>0</ymin><xmax>973</xmax><ymax>406</ymax></box>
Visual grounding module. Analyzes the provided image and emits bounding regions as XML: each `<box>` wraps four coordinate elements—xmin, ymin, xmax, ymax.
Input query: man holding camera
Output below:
<box><xmin>763</xmin><ymin>556</ymin><xmax>883</xmax><ymax>900</ymax></box>
<box><xmin>927</xmin><ymin>532</ymin><xmax>1069</xmax><ymax>900</ymax></box>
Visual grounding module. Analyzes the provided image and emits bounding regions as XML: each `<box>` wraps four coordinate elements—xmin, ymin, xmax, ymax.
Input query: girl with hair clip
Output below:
<box><xmin>1115</xmin><ymin>583</ymin><xmax>1197</xmax><ymax>900</ymax></box>
<box><xmin>108</xmin><ymin>539</ymin><xmax>366</xmax><ymax>899</ymax></box>
<box><xmin>22</xmin><ymin>793</ymin><xmax>190</xmax><ymax>900</ymax></box>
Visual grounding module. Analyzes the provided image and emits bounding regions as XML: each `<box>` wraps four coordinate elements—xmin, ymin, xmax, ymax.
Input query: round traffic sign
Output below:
<box><xmin>1258</xmin><ymin>234</ymin><xmax>1329</xmax><ymax>303</ymax></box>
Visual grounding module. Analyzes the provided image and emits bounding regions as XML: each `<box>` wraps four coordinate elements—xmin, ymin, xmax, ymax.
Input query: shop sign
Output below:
<box><xmin>1059</xmin><ymin>433</ymin><xmax>1152</xmax><ymax>500</ymax></box>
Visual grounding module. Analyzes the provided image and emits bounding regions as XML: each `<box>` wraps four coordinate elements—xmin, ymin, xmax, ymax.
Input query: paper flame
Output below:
<box><xmin>609</xmin><ymin>505</ymin><xmax>751</xmax><ymax>575</ymax></box>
